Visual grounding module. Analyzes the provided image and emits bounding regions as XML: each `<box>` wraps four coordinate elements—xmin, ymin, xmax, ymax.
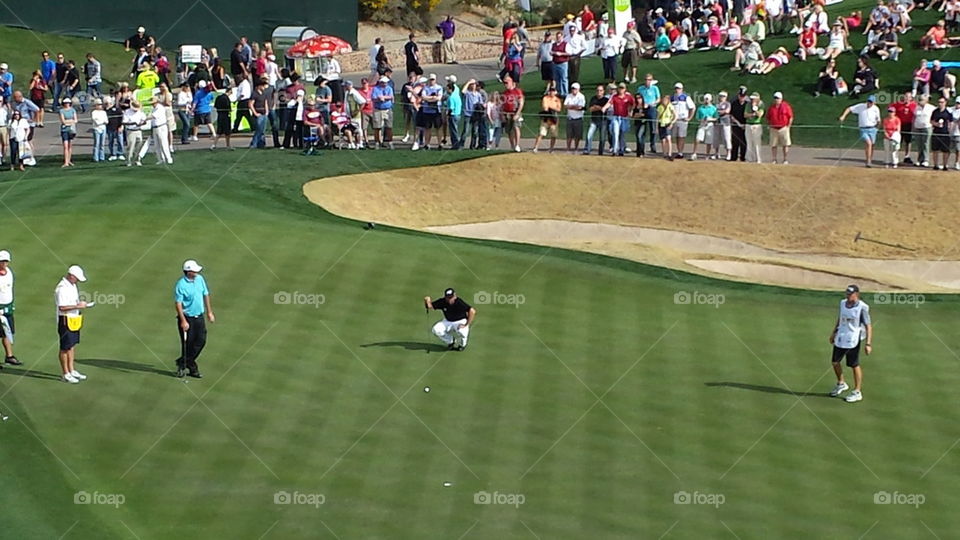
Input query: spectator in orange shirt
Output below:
<box><xmin>882</xmin><ymin>106</ymin><xmax>902</xmax><ymax>168</ymax></box>
<box><xmin>921</xmin><ymin>20</ymin><xmax>948</xmax><ymax>50</ymax></box>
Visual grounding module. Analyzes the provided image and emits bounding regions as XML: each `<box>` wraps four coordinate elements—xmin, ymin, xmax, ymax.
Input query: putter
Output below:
<box><xmin>854</xmin><ymin>231</ymin><xmax>916</xmax><ymax>251</ymax></box>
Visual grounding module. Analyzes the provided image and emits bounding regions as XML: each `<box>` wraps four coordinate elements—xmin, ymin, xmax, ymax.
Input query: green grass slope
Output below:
<box><xmin>0</xmin><ymin>149</ymin><xmax>957</xmax><ymax>539</ymax></box>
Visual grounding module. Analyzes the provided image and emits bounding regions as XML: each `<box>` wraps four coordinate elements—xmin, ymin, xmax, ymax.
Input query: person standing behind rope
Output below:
<box><xmin>0</xmin><ymin>250</ymin><xmax>21</xmax><ymax>368</ymax></box>
<box><xmin>729</xmin><ymin>86</ymin><xmax>748</xmax><ymax>162</ymax></box>
<box><xmin>175</xmin><ymin>260</ymin><xmax>215</xmax><ymax>379</ymax></box>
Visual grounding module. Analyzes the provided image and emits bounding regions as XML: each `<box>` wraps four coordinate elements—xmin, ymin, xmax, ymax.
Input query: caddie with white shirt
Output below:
<box><xmin>423</xmin><ymin>288</ymin><xmax>476</xmax><ymax>351</ymax></box>
<box><xmin>0</xmin><ymin>250</ymin><xmax>21</xmax><ymax>367</ymax></box>
<box><xmin>55</xmin><ymin>265</ymin><xmax>89</xmax><ymax>384</ymax></box>
<box><xmin>828</xmin><ymin>284</ymin><xmax>873</xmax><ymax>403</ymax></box>
<box><xmin>175</xmin><ymin>260</ymin><xmax>215</xmax><ymax>378</ymax></box>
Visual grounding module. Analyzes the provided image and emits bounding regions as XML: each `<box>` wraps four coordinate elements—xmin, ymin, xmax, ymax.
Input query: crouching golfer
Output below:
<box><xmin>424</xmin><ymin>288</ymin><xmax>476</xmax><ymax>351</ymax></box>
<box><xmin>174</xmin><ymin>260</ymin><xmax>215</xmax><ymax>378</ymax></box>
<box><xmin>55</xmin><ymin>265</ymin><xmax>88</xmax><ymax>384</ymax></box>
<box><xmin>828</xmin><ymin>284</ymin><xmax>872</xmax><ymax>403</ymax></box>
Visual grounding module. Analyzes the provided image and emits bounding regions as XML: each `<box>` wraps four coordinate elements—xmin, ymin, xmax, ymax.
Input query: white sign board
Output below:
<box><xmin>180</xmin><ymin>45</ymin><xmax>203</xmax><ymax>64</ymax></box>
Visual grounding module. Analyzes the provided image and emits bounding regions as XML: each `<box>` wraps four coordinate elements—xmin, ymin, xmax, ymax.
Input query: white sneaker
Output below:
<box><xmin>921</xmin><ymin>161</ymin><xmax>930</xmax><ymax>167</ymax></box>
<box><xmin>782</xmin><ymin>160</ymin><xmax>789</xmax><ymax>165</ymax></box>
<box><xmin>62</xmin><ymin>373</ymin><xmax>80</xmax><ymax>384</ymax></box>
<box><xmin>532</xmin><ymin>147</ymin><xmax>538</xmax><ymax>153</ymax></box>
<box><xmin>190</xmin><ymin>136</ymin><xmax>199</xmax><ymax>141</ymax></box>
<box><xmin>829</xmin><ymin>381</ymin><xmax>849</xmax><ymax>397</ymax></box>
<box><xmin>844</xmin><ymin>390</ymin><xmax>863</xmax><ymax>403</ymax></box>
<box><xmin>954</xmin><ymin>162</ymin><xmax>960</xmax><ymax>170</ymax></box>
<box><xmin>514</xmin><ymin>145</ymin><xmax>521</xmax><ymax>152</ymax></box>
<box><xmin>118</xmin><ymin>155</ymin><xmax>126</xmax><ymax>161</ymax></box>
<box><xmin>71</xmin><ymin>370</ymin><xmax>87</xmax><ymax>380</ymax></box>
<box><xmin>107</xmin><ymin>156</ymin><xmax>117</xmax><ymax>161</ymax></box>
<box><xmin>411</xmin><ymin>142</ymin><xmax>419</xmax><ymax>151</ymax></box>
<box><xmin>402</xmin><ymin>134</ymin><xmax>410</xmax><ymax>143</ymax></box>
<box><xmin>689</xmin><ymin>153</ymin><xmax>698</xmax><ymax>160</ymax></box>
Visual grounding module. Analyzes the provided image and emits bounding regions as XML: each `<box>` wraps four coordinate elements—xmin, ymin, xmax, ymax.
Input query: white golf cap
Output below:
<box><xmin>0</xmin><ymin>63</ymin><xmax>7</xmax><ymax>70</ymax></box>
<box><xmin>571</xmin><ymin>82</ymin><xmax>581</xmax><ymax>89</ymax></box>
<box><xmin>773</xmin><ymin>91</ymin><xmax>783</xmax><ymax>99</ymax></box>
<box><xmin>703</xmin><ymin>93</ymin><xmax>713</xmax><ymax>101</ymax></box>
<box><xmin>445</xmin><ymin>74</ymin><xmax>457</xmax><ymax>83</ymax></box>
<box><xmin>198</xmin><ymin>80</ymin><xmax>208</xmax><ymax>88</ymax></box>
<box><xmin>379</xmin><ymin>76</ymin><xmax>390</xmax><ymax>83</ymax></box>
<box><xmin>674</xmin><ymin>82</ymin><xmax>683</xmax><ymax>89</ymax></box>
<box><xmin>137</xmin><ymin>26</ymin><xmax>145</xmax><ymax>32</ymax></box>
<box><xmin>268</xmin><ymin>54</ymin><xmax>276</xmax><ymax>61</ymax></box>
<box><xmin>0</xmin><ymin>250</ymin><xmax>10</xmax><ymax>262</ymax></box>
<box><xmin>183</xmin><ymin>259</ymin><xmax>203</xmax><ymax>272</ymax></box>
<box><xmin>68</xmin><ymin>265</ymin><xmax>87</xmax><ymax>282</ymax></box>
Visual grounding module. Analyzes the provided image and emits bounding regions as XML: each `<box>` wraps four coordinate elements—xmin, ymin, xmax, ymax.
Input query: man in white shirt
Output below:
<box><xmin>566</xmin><ymin>26</ymin><xmax>588</xmax><ymax>86</ymax></box>
<box><xmin>839</xmin><ymin>94</ymin><xmax>882</xmax><ymax>167</ymax></box>
<box><xmin>55</xmin><ymin>265</ymin><xmax>89</xmax><ymax>384</ymax></box>
<box><xmin>0</xmin><ymin>250</ymin><xmax>20</xmax><ymax>367</ymax></box>
<box><xmin>151</xmin><ymin>97</ymin><xmax>173</xmax><ymax>165</ymax></box>
<box><xmin>828</xmin><ymin>284</ymin><xmax>873</xmax><ymax>403</ymax></box>
<box><xmin>369</xmin><ymin>38</ymin><xmax>382</xmax><ymax>78</ymax></box>
<box><xmin>265</xmin><ymin>54</ymin><xmax>281</xmax><ymax>87</ymax></box>
<box><xmin>670</xmin><ymin>83</ymin><xmax>696</xmax><ymax>158</ymax></box>
<box><xmin>564</xmin><ymin>82</ymin><xmax>586</xmax><ymax>152</ymax></box>
<box><xmin>599</xmin><ymin>28</ymin><xmax>624</xmax><ymax>82</ymax></box>
<box><xmin>232</xmin><ymin>76</ymin><xmax>253</xmax><ymax>133</ymax></box>
<box><xmin>912</xmin><ymin>94</ymin><xmax>935</xmax><ymax>166</ymax></box>
<box><xmin>123</xmin><ymin>101</ymin><xmax>148</xmax><ymax>166</ymax></box>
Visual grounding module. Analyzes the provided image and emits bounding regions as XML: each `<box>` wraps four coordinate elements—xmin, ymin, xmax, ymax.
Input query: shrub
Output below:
<box><xmin>482</xmin><ymin>15</ymin><xmax>499</xmax><ymax>28</ymax></box>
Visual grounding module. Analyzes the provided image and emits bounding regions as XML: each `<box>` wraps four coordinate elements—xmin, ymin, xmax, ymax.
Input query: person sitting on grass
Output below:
<box><xmin>929</xmin><ymin>59</ymin><xmax>957</xmax><ymax>99</ymax></box>
<box><xmin>921</xmin><ymin>19</ymin><xmax>948</xmax><ymax>50</ymax></box>
<box><xmin>754</xmin><ymin>47</ymin><xmax>790</xmax><ymax>74</ymax></box>
<box><xmin>671</xmin><ymin>29</ymin><xmax>691</xmax><ymax>55</ymax></box>
<box><xmin>890</xmin><ymin>1</ymin><xmax>913</xmax><ymax>33</ymax></box>
<box><xmin>845</xmin><ymin>10</ymin><xmax>864</xmax><ymax>31</ymax></box>
<box><xmin>723</xmin><ymin>17</ymin><xmax>743</xmax><ymax>50</ymax></box>
<box><xmin>862</xmin><ymin>0</ymin><xmax>890</xmax><ymax>37</ymax></box>
<box><xmin>744</xmin><ymin>14</ymin><xmax>767</xmax><ymax>42</ymax></box>
<box><xmin>731</xmin><ymin>36</ymin><xmax>763</xmax><ymax>71</ymax></box>
<box><xmin>656</xmin><ymin>94</ymin><xmax>676</xmax><ymax>161</ymax></box>
<box><xmin>814</xmin><ymin>58</ymin><xmax>840</xmax><ymax>97</ymax></box>
<box><xmin>914</xmin><ymin>58</ymin><xmax>931</xmax><ymax>95</ymax></box>
<box><xmin>653</xmin><ymin>27</ymin><xmax>672</xmax><ymax>58</ymax></box>
<box><xmin>820</xmin><ymin>21</ymin><xmax>848</xmax><ymax>59</ymax></box>
<box><xmin>706</xmin><ymin>17</ymin><xmax>724</xmax><ymax>48</ymax></box>
<box><xmin>866</xmin><ymin>25</ymin><xmax>901</xmax><ymax>60</ymax></box>
<box><xmin>850</xmin><ymin>56</ymin><xmax>878</xmax><ymax>97</ymax></box>
<box><xmin>947</xmin><ymin>0</ymin><xmax>960</xmax><ymax>31</ymax></box>
<box><xmin>532</xmin><ymin>85</ymin><xmax>562</xmax><ymax>153</ymax></box>
<box><xmin>796</xmin><ymin>22</ymin><xmax>820</xmax><ymax>61</ymax></box>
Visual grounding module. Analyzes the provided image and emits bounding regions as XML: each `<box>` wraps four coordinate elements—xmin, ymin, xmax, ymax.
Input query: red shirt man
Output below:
<box><xmin>766</xmin><ymin>95</ymin><xmax>794</xmax><ymax>129</ymax></box>
<box><xmin>892</xmin><ymin>94</ymin><xmax>917</xmax><ymax>127</ymax></box>
<box><xmin>580</xmin><ymin>6</ymin><xmax>595</xmax><ymax>32</ymax></box>
<box><xmin>609</xmin><ymin>87</ymin><xmax>635</xmax><ymax>117</ymax></box>
<box><xmin>502</xmin><ymin>84</ymin><xmax>524</xmax><ymax>114</ymax></box>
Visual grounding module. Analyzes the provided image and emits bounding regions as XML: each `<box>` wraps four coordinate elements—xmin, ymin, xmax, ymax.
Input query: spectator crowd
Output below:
<box><xmin>1</xmin><ymin>1</ymin><xmax>960</xmax><ymax>170</ymax></box>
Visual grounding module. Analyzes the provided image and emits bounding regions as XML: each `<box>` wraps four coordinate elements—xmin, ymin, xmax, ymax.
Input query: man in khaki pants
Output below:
<box><xmin>437</xmin><ymin>16</ymin><xmax>458</xmax><ymax>64</ymax></box>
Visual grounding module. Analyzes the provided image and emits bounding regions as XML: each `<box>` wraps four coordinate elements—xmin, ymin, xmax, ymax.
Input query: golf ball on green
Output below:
<box><xmin>424</xmin><ymin>386</ymin><xmax>431</xmax><ymax>393</ymax></box>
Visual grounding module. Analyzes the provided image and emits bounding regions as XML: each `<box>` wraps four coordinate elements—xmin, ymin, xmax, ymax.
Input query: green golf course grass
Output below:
<box><xmin>0</xmin><ymin>123</ymin><xmax>958</xmax><ymax>537</ymax></box>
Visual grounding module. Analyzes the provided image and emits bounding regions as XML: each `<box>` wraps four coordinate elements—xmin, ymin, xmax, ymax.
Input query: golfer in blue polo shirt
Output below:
<box><xmin>174</xmin><ymin>259</ymin><xmax>215</xmax><ymax>378</ymax></box>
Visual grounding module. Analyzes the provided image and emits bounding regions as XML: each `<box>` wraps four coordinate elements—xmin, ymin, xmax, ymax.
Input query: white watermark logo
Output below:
<box><xmin>873</xmin><ymin>292</ymin><xmax>924</xmax><ymax>308</ymax></box>
<box><xmin>74</xmin><ymin>490</ymin><xmax>125</xmax><ymax>508</ymax></box>
<box><xmin>674</xmin><ymin>290</ymin><xmax>725</xmax><ymax>308</ymax></box>
<box><xmin>473</xmin><ymin>490</ymin><xmax>525</xmax><ymax>507</ymax></box>
<box><xmin>274</xmin><ymin>291</ymin><xmax>325</xmax><ymax>308</ymax></box>
<box><xmin>473</xmin><ymin>291</ymin><xmax>525</xmax><ymax>308</ymax></box>
<box><xmin>79</xmin><ymin>290</ymin><xmax>125</xmax><ymax>308</ymax></box>
<box><xmin>874</xmin><ymin>491</ymin><xmax>925</xmax><ymax>507</ymax></box>
<box><xmin>273</xmin><ymin>490</ymin><xmax>325</xmax><ymax>508</ymax></box>
<box><xmin>674</xmin><ymin>490</ymin><xmax>725</xmax><ymax>507</ymax></box>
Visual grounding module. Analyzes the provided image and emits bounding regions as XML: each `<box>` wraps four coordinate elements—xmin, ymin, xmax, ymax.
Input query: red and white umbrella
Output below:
<box><xmin>286</xmin><ymin>35</ymin><xmax>353</xmax><ymax>58</ymax></box>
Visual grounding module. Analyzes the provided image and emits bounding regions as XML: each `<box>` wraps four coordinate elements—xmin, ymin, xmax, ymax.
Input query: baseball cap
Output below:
<box><xmin>887</xmin><ymin>106</ymin><xmax>896</xmax><ymax>112</ymax></box>
<box><xmin>867</xmin><ymin>95</ymin><xmax>876</xmax><ymax>102</ymax></box>
<box><xmin>137</xmin><ymin>26</ymin><xmax>145</xmax><ymax>32</ymax></box>
<box><xmin>268</xmin><ymin>54</ymin><xmax>276</xmax><ymax>61</ymax></box>
<box><xmin>62</xmin><ymin>97</ymin><xmax>72</xmax><ymax>104</ymax></box>
<box><xmin>845</xmin><ymin>284</ymin><xmax>860</xmax><ymax>294</ymax></box>
<box><xmin>617</xmin><ymin>82</ymin><xmax>627</xmax><ymax>89</ymax></box>
<box><xmin>445</xmin><ymin>74</ymin><xmax>457</xmax><ymax>83</ymax></box>
<box><xmin>68</xmin><ymin>265</ymin><xmax>86</xmax><ymax>282</ymax></box>
<box><xmin>749</xmin><ymin>92</ymin><xmax>760</xmax><ymax>99</ymax></box>
<box><xmin>428</xmin><ymin>73</ymin><xmax>437</xmax><ymax>80</ymax></box>
<box><xmin>182</xmin><ymin>259</ymin><xmax>203</xmax><ymax>273</ymax></box>
<box><xmin>94</xmin><ymin>98</ymin><xmax>103</xmax><ymax>105</ymax></box>
<box><xmin>655</xmin><ymin>7</ymin><xmax>663</xmax><ymax>12</ymax></box>
<box><xmin>571</xmin><ymin>82</ymin><xmax>580</xmax><ymax>89</ymax></box>
<box><xmin>718</xmin><ymin>90</ymin><xmax>728</xmax><ymax>97</ymax></box>
<box><xmin>674</xmin><ymin>82</ymin><xmax>683</xmax><ymax>89</ymax></box>
<box><xmin>417</xmin><ymin>76</ymin><xmax>428</xmax><ymax>83</ymax></box>
<box><xmin>738</xmin><ymin>85</ymin><xmax>748</xmax><ymax>95</ymax></box>
<box><xmin>703</xmin><ymin>93</ymin><xmax>713</xmax><ymax>101</ymax></box>
<box><xmin>0</xmin><ymin>250</ymin><xmax>10</xmax><ymax>262</ymax></box>
<box><xmin>0</xmin><ymin>63</ymin><xmax>7</xmax><ymax>70</ymax></box>
<box><xmin>566</xmin><ymin>13</ymin><xmax>574</xmax><ymax>19</ymax></box>
<box><xmin>198</xmin><ymin>80</ymin><xmax>208</xmax><ymax>88</ymax></box>
<box><xmin>773</xmin><ymin>91</ymin><xmax>783</xmax><ymax>99</ymax></box>
<box><xmin>379</xmin><ymin>76</ymin><xmax>390</xmax><ymax>83</ymax></box>
<box><xmin>444</xmin><ymin>287</ymin><xmax>456</xmax><ymax>297</ymax></box>
<box><xmin>344</xmin><ymin>80</ymin><xmax>354</xmax><ymax>87</ymax></box>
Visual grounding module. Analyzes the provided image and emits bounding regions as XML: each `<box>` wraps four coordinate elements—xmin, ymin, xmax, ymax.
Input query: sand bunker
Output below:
<box><xmin>304</xmin><ymin>154</ymin><xmax>960</xmax><ymax>291</ymax></box>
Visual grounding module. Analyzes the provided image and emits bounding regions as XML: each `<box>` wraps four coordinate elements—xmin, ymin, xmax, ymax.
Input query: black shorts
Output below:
<box><xmin>217</xmin><ymin>116</ymin><xmax>231</xmax><ymax>134</ymax></box>
<box><xmin>831</xmin><ymin>343</ymin><xmax>861</xmax><ymax>367</ymax></box>
<box><xmin>57</xmin><ymin>317</ymin><xmax>80</xmax><ymax>351</ymax></box>
<box><xmin>933</xmin><ymin>132</ymin><xmax>951</xmax><ymax>152</ymax></box>
<box><xmin>901</xmin><ymin>121</ymin><xmax>913</xmax><ymax>145</ymax></box>
<box><xmin>194</xmin><ymin>112</ymin><xmax>211</xmax><ymax>125</ymax></box>
<box><xmin>0</xmin><ymin>313</ymin><xmax>13</xmax><ymax>338</ymax></box>
<box><xmin>418</xmin><ymin>111</ymin><xmax>441</xmax><ymax>129</ymax></box>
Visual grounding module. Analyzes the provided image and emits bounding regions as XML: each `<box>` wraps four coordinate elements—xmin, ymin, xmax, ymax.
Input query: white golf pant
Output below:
<box><xmin>432</xmin><ymin>318</ymin><xmax>469</xmax><ymax>347</ymax></box>
<box><xmin>154</xmin><ymin>124</ymin><xmax>173</xmax><ymax>164</ymax></box>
